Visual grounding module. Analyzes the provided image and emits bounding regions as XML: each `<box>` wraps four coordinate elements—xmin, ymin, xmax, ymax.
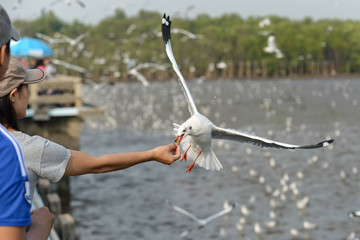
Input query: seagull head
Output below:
<box><xmin>174</xmin><ymin>122</ymin><xmax>193</xmax><ymax>144</ymax></box>
<box><xmin>174</xmin><ymin>116</ymin><xmax>206</xmax><ymax>144</ymax></box>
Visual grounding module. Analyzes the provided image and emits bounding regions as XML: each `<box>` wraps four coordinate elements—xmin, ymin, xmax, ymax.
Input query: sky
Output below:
<box><xmin>2</xmin><ymin>0</ymin><xmax>360</xmax><ymax>25</ymax></box>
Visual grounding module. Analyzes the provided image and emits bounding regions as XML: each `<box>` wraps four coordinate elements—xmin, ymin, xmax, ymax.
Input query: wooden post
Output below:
<box><xmin>316</xmin><ymin>61</ymin><xmax>321</xmax><ymax>76</ymax></box>
<box><xmin>330</xmin><ymin>61</ymin><xmax>336</xmax><ymax>76</ymax></box>
<box><xmin>322</xmin><ymin>60</ymin><xmax>329</xmax><ymax>76</ymax></box>
<box><xmin>47</xmin><ymin>193</ymin><xmax>62</xmax><ymax>216</ymax></box>
<box><xmin>206</xmin><ymin>63</ymin><xmax>215</xmax><ymax>79</ymax></box>
<box><xmin>262</xmin><ymin>60</ymin><xmax>267</xmax><ymax>78</ymax></box>
<box><xmin>346</xmin><ymin>61</ymin><xmax>351</xmax><ymax>75</ymax></box>
<box><xmin>58</xmin><ymin>214</ymin><xmax>75</xmax><ymax>240</ymax></box>
<box><xmin>252</xmin><ymin>61</ymin><xmax>258</xmax><ymax>79</ymax></box>
<box><xmin>74</xmin><ymin>77</ymin><xmax>82</xmax><ymax>107</ymax></box>
<box><xmin>280</xmin><ymin>61</ymin><xmax>286</xmax><ymax>77</ymax></box>
<box><xmin>246</xmin><ymin>60</ymin><xmax>252</xmax><ymax>79</ymax></box>
<box><xmin>290</xmin><ymin>60</ymin><xmax>297</xmax><ymax>77</ymax></box>
<box><xmin>227</xmin><ymin>61</ymin><xmax>234</xmax><ymax>79</ymax></box>
<box><xmin>238</xmin><ymin>61</ymin><xmax>244</xmax><ymax>79</ymax></box>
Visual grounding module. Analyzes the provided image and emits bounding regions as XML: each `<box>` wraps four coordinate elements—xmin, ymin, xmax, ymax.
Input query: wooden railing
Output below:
<box><xmin>36</xmin><ymin>178</ymin><xmax>75</xmax><ymax>240</ymax></box>
<box><xmin>29</xmin><ymin>75</ymin><xmax>82</xmax><ymax>110</ymax></box>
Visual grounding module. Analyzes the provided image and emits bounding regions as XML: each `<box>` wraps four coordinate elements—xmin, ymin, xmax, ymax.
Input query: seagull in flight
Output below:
<box><xmin>128</xmin><ymin>63</ymin><xmax>167</xmax><ymax>87</ymax></box>
<box><xmin>263</xmin><ymin>32</ymin><xmax>284</xmax><ymax>58</ymax></box>
<box><xmin>167</xmin><ymin>200</ymin><xmax>237</xmax><ymax>229</ymax></box>
<box><xmin>162</xmin><ymin>14</ymin><xmax>334</xmax><ymax>172</ymax></box>
<box><xmin>52</xmin><ymin>58</ymin><xmax>86</xmax><ymax>73</ymax></box>
<box><xmin>259</xmin><ymin>17</ymin><xmax>271</xmax><ymax>28</ymax></box>
<box><xmin>51</xmin><ymin>0</ymin><xmax>85</xmax><ymax>8</ymax></box>
<box><xmin>57</xmin><ymin>32</ymin><xmax>89</xmax><ymax>47</ymax></box>
<box><xmin>36</xmin><ymin>33</ymin><xmax>67</xmax><ymax>45</ymax></box>
<box><xmin>348</xmin><ymin>210</ymin><xmax>360</xmax><ymax>218</ymax></box>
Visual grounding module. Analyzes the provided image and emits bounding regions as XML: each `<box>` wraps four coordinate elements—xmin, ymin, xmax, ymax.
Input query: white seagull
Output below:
<box><xmin>264</xmin><ymin>33</ymin><xmax>284</xmax><ymax>58</ymax></box>
<box><xmin>58</xmin><ymin>32</ymin><xmax>89</xmax><ymax>47</ymax></box>
<box><xmin>348</xmin><ymin>210</ymin><xmax>360</xmax><ymax>218</ymax></box>
<box><xmin>52</xmin><ymin>58</ymin><xmax>87</xmax><ymax>73</ymax></box>
<box><xmin>167</xmin><ymin>200</ymin><xmax>237</xmax><ymax>229</ymax></box>
<box><xmin>128</xmin><ymin>63</ymin><xmax>167</xmax><ymax>87</ymax></box>
<box><xmin>51</xmin><ymin>0</ymin><xmax>85</xmax><ymax>8</ymax></box>
<box><xmin>35</xmin><ymin>33</ymin><xmax>67</xmax><ymax>45</ymax></box>
<box><xmin>162</xmin><ymin>14</ymin><xmax>334</xmax><ymax>172</ymax></box>
<box><xmin>259</xmin><ymin>17</ymin><xmax>271</xmax><ymax>29</ymax></box>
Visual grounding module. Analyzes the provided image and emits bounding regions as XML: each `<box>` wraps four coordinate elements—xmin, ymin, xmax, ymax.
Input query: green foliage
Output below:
<box><xmin>12</xmin><ymin>10</ymin><xmax>360</xmax><ymax>79</ymax></box>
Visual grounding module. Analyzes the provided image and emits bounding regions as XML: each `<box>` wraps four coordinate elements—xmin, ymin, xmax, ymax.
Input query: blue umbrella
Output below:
<box><xmin>10</xmin><ymin>37</ymin><xmax>53</xmax><ymax>58</ymax></box>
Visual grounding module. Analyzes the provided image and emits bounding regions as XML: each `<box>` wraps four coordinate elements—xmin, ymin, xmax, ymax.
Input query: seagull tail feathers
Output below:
<box><xmin>196</xmin><ymin>149</ymin><xmax>223</xmax><ymax>171</ymax></box>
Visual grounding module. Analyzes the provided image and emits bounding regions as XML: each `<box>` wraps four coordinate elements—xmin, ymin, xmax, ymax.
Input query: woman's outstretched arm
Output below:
<box><xmin>64</xmin><ymin>143</ymin><xmax>181</xmax><ymax>176</ymax></box>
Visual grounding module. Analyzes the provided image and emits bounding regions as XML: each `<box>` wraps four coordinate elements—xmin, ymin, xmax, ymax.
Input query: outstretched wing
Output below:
<box><xmin>162</xmin><ymin>14</ymin><xmax>198</xmax><ymax>116</ymax></box>
<box><xmin>203</xmin><ymin>203</ymin><xmax>237</xmax><ymax>224</ymax></box>
<box><xmin>212</xmin><ymin>126</ymin><xmax>334</xmax><ymax>149</ymax></box>
<box><xmin>128</xmin><ymin>68</ymin><xmax>150</xmax><ymax>87</ymax></box>
<box><xmin>134</xmin><ymin>63</ymin><xmax>167</xmax><ymax>72</ymax></box>
<box><xmin>169</xmin><ymin>202</ymin><xmax>201</xmax><ymax>223</ymax></box>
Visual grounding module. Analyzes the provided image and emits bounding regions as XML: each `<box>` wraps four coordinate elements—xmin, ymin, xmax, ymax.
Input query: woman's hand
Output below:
<box><xmin>153</xmin><ymin>143</ymin><xmax>181</xmax><ymax>165</ymax></box>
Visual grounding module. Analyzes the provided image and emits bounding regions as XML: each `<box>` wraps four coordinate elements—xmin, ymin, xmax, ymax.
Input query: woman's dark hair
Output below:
<box><xmin>0</xmin><ymin>84</ymin><xmax>23</xmax><ymax>131</ymax></box>
<box><xmin>5</xmin><ymin>40</ymin><xmax>10</xmax><ymax>55</ymax></box>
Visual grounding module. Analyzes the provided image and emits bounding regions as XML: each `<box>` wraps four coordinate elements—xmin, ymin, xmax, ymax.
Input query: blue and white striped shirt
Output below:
<box><xmin>0</xmin><ymin>124</ymin><xmax>31</xmax><ymax>226</ymax></box>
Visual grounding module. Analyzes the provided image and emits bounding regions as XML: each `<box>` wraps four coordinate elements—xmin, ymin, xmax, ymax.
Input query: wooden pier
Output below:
<box><xmin>22</xmin><ymin>75</ymin><xmax>104</xmax><ymax>240</ymax></box>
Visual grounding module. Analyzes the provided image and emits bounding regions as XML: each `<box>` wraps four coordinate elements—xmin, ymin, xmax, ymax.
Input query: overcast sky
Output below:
<box><xmin>2</xmin><ymin>0</ymin><xmax>360</xmax><ymax>25</ymax></box>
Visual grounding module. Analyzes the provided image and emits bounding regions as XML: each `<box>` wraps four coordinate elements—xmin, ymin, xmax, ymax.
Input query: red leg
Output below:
<box><xmin>181</xmin><ymin>144</ymin><xmax>192</xmax><ymax>162</ymax></box>
<box><xmin>187</xmin><ymin>151</ymin><xmax>202</xmax><ymax>173</ymax></box>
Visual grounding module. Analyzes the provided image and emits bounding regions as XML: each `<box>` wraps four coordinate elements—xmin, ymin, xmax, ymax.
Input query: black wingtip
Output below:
<box><xmin>162</xmin><ymin>13</ymin><xmax>171</xmax><ymax>44</ymax></box>
<box><xmin>299</xmin><ymin>138</ymin><xmax>334</xmax><ymax>149</ymax></box>
<box><xmin>321</xmin><ymin>138</ymin><xmax>334</xmax><ymax>147</ymax></box>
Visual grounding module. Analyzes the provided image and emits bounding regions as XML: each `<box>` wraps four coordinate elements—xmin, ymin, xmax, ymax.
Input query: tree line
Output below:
<box><xmin>13</xmin><ymin>9</ymin><xmax>360</xmax><ymax>81</ymax></box>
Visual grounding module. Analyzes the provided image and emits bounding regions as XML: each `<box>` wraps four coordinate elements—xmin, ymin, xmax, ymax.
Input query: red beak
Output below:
<box><xmin>174</xmin><ymin>134</ymin><xmax>185</xmax><ymax>144</ymax></box>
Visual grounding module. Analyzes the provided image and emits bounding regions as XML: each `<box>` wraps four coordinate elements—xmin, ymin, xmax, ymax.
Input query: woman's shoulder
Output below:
<box><xmin>11</xmin><ymin>131</ymin><xmax>48</xmax><ymax>146</ymax></box>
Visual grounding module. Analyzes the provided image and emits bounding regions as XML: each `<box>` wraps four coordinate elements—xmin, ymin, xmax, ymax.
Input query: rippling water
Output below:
<box><xmin>71</xmin><ymin>78</ymin><xmax>360</xmax><ymax>240</ymax></box>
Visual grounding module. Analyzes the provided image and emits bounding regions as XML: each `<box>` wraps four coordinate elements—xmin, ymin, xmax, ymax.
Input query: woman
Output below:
<box><xmin>0</xmin><ymin>56</ymin><xmax>181</xmax><ymax>200</ymax></box>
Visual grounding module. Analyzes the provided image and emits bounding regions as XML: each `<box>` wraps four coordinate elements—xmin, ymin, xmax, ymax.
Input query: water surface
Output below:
<box><xmin>71</xmin><ymin>78</ymin><xmax>359</xmax><ymax>240</ymax></box>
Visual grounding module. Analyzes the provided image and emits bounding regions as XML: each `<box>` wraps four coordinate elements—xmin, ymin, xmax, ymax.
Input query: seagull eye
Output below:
<box><xmin>189</xmin><ymin>126</ymin><xmax>192</xmax><ymax>130</ymax></box>
<box><xmin>183</xmin><ymin>129</ymin><xmax>186</xmax><ymax>132</ymax></box>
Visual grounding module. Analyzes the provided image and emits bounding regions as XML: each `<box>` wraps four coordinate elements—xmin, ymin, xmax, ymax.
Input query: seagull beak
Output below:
<box><xmin>174</xmin><ymin>134</ymin><xmax>185</xmax><ymax>144</ymax></box>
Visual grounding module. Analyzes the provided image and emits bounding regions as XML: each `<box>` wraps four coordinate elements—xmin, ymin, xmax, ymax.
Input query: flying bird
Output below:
<box><xmin>162</xmin><ymin>14</ymin><xmax>334</xmax><ymax>172</ymax></box>
<box><xmin>58</xmin><ymin>32</ymin><xmax>89</xmax><ymax>47</ymax></box>
<box><xmin>167</xmin><ymin>200</ymin><xmax>237</xmax><ymax>229</ymax></box>
<box><xmin>35</xmin><ymin>33</ymin><xmax>67</xmax><ymax>45</ymax></box>
<box><xmin>51</xmin><ymin>0</ymin><xmax>85</xmax><ymax>8</ymax></box>
<box><xmin>259</xmin><ymin>17</ymin><xmax>271</xmax><ymax>28</ymax></box>
<box><xmin>52</xmin><ymin>58</ymin><xmax>86</xmax><ymax>73</ymax></box>
<box><xmin>128</xmin><ymin>63</ymin><xmax>167</xmax><ymax>87</ymax></box>
<box><xmin>348</xmin><ymin>210</ymin><xmax>360</xmax><ymax>218</ymax></box>
<box><xmin>11</xmin><ymin>0</ymin><xmax>22</xmax><ymax>10</ymax></box>
<box><xmin>263</xmin><ymin>33</ymin><xmax>284</xmax><ymax>58</ymax></box>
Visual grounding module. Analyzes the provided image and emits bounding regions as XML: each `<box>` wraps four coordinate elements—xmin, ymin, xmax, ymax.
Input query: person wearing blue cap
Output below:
<box><xmin>0</xmin><ymin>5</ymin><xmax>54</xmax><ymax>240</ymax></box>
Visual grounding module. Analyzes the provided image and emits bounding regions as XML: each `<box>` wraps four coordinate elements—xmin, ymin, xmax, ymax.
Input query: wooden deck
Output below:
<box><xmin>29</xmin><ymin>74</ymin><xmax>83</xmax><ymax>109</ymax></box>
